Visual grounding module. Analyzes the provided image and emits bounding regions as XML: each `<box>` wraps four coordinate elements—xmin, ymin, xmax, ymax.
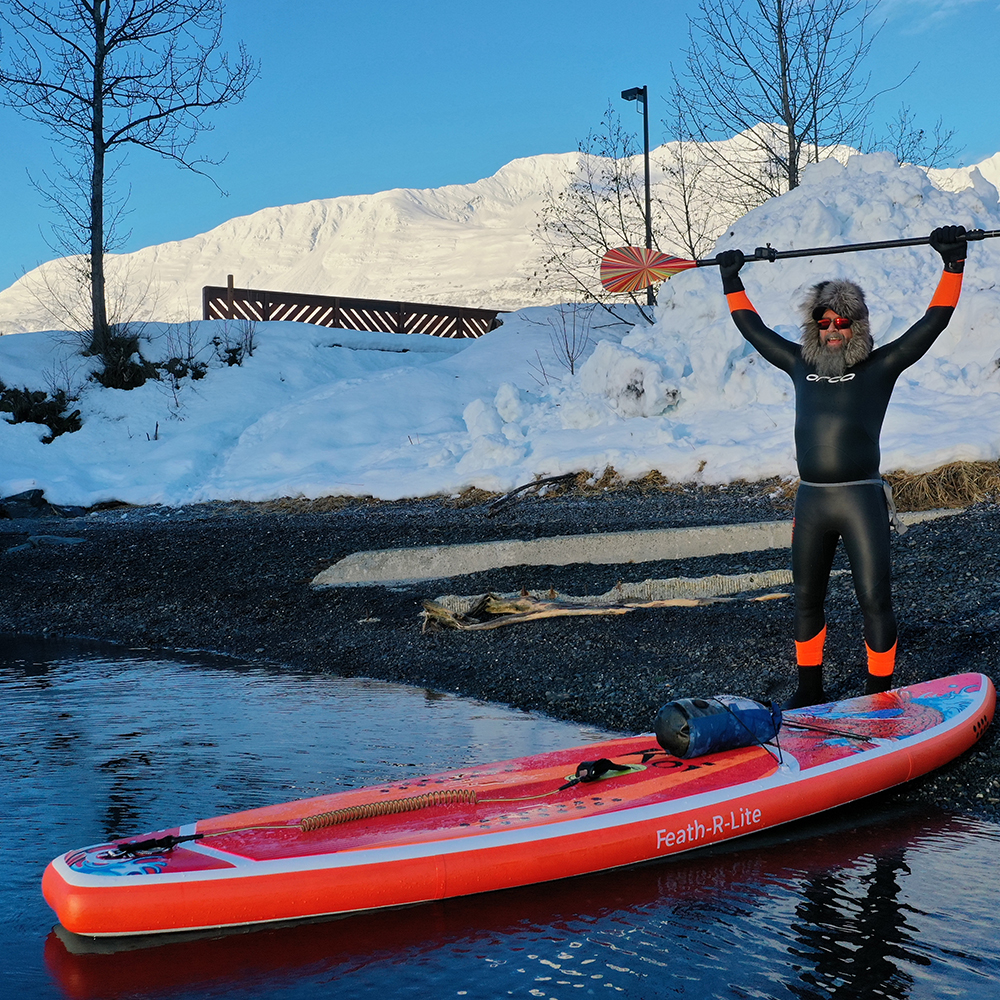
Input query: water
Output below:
<box><xmin>2</xmin><ymin>636</ymin><xmax>999</xmax><ymax>1000</ymax></box>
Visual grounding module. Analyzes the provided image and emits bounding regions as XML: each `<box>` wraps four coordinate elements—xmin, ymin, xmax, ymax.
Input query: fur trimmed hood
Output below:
<box><xmin>800</xmin><ymin>279</ymin><xmax>873</xmax><ymax>372</ymax></box>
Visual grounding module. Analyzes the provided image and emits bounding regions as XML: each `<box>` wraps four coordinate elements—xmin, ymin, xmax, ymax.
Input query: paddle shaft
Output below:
<box><xmin>695</xmin><ymin>228</ymin><xmax>1000</xmax><ymax>267</ymax></box>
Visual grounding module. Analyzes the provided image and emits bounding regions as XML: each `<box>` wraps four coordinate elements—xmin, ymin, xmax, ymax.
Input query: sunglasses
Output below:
<box><xmin>817</xmin><ymin>316</ymin><xmax>852</xmax><ymax>330</ymax></box>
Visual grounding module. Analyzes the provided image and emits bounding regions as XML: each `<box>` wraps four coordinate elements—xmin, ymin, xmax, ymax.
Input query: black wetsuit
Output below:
<box><xmin>730</xmin><ymin>303</ymin><xmax>957</xmax><ymax>651</ymax></box>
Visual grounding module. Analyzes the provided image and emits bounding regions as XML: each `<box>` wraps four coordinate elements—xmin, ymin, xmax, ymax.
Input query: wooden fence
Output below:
<box><xmin>202</xmin><ymin>278</ymin><xmax>504</xmax><ymax>339</ymax></box>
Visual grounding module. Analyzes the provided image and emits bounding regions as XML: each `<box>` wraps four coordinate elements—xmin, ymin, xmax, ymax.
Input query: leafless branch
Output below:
<box><xmin>675</xmin><ymin>0</ymin><xmax>889</xmax><ymax>199</ymax></box>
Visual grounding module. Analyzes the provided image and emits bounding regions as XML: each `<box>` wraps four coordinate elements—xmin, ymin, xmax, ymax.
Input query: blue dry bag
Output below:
<box><xmin>654</xmin><ymin>695</ymin><xmax>782</xmax><ymax>759</ymax></box>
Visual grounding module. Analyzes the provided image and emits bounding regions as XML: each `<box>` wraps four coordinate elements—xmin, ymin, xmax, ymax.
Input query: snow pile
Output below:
<box><xmin>2</xmin><ymin>152</ymin><xmax>1000</xmax><ymax>507</ymax></box>
<box><xmin>639</xmin><ymin>152</ymin><xmax>1000</xmax><ymax>482</ymax></box>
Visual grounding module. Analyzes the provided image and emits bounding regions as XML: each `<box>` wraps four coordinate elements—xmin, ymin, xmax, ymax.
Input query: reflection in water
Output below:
<box><xmin>789</xmin><ymin>852</ymin><xmax>923</xmax><ymax>1000</ymax></box>
<box><xmin>3</xmin><ymin>635</ymin><xmax>999</xmax><ymax>999</ymax></box>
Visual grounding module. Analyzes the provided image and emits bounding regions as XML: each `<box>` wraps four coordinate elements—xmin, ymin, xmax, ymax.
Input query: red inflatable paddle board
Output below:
<box><xmin>43</xmin><ymin>672</ymin><xmax>994</xmax><ymax>937</ymax></box>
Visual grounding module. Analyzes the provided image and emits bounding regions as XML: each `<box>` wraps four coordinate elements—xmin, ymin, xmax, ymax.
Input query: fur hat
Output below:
<box><xmin>800</xmin><ymin>279</ymin><xmax>873</xmax><ymax>372</ymax></box>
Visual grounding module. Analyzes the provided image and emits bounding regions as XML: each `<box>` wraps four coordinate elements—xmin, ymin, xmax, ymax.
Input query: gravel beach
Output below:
<box><xmin>1</xmin><ymin>483</ymin><xmax>997</xmax><ymax>822</ymax></box>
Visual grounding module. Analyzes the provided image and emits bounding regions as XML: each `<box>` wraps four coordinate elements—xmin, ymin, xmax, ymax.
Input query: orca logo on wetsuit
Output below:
<box><xmin>806</xmin><ymin>372</ymin><xmax>857</xmax><ymax>383</ymax></box>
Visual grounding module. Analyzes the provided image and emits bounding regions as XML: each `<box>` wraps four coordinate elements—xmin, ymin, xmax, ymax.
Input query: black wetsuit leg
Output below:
<box><xmin>792</xmin><ymin>489</ymin><xmax>840</xmax><ymax>643</ymax></box>
<box><xmin>792</xmin><ymin>484</ymin><xmax>896</xmax><ymax>652</ymax></box>
<box><xmin>839</xmin><ymin>485</ymin><xmax>896</xmax><ymax>653</ymax></box>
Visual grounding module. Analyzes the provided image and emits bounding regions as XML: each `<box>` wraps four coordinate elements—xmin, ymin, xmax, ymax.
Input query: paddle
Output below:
<box><xmin>600</xmin><ymin>229</ymin><xmax>1000</xmax><ymax>292</ymax></box>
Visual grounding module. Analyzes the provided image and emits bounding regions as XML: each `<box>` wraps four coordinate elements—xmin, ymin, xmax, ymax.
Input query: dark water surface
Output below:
<box><xmin>2</xmin><ymin>636</ymin><xmax>998</xmax><ymax>1000</ymax></box>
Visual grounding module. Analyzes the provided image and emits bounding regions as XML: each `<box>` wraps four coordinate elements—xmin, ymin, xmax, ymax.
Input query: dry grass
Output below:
<box><xmin>885</xmin><ymin>461</ymin><xmax>1000</xmax><ymax>511</ymax></box>
<box><xmin>76</xmin><ymin>461</ymin><xmax>1000</xmax><ymax>516</ymax></box>
<box><xmin>466</xmin><ymin>462</ymin><xmax>999</xmax><ymax>512</ymax></box>
<box><xmin>218</xmin><ymin>496</ymin><xmax>361</xmax><ymax>514</ymax></box>
<box><xmin>442</xmin><ymin>486</ymin><xmax>501</xmax><ymax>509</ymax></box>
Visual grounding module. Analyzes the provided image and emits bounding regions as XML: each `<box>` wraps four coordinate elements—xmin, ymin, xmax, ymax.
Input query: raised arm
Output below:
<box><xmin>716</xmin><ymin>249</ymin><xmax>797</xmax><ymax>374</ymax></box>
<box><xmin>879</xmin><ymin>226</ymin><xmax>967</xmax><ymax>374</ymax></box>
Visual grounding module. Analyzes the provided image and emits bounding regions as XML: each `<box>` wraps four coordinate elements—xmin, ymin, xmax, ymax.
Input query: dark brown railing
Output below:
<box><xmin>202</xmin><ymin>277</ymin><xmax>504</xmax><ymax>339</ymax></box>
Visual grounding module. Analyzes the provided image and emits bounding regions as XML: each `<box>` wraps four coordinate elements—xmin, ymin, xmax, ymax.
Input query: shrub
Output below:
<box><xmin>212</xmin><ymin>318</ymin><xmax>257</xmax><ymax>366</ymax></box>
<box><xmin>88</xmin><ymin>327</ymin><xmax>159</xmax><ymax>390</ymax></box>
<box><xmin>0</xmin><ymin>380</ymin><xmax>82</xmax><ymax>442</ymax></box>
<box><xmin>157</xmin><ymin>356</ymin><xmax>208</xmax><ymax>381</ymax></box>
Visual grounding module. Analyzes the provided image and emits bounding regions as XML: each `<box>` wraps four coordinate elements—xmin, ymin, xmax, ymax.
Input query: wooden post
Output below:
<box><xmin>227</xmin><ymin>274</ymin><xmax>235</xmax><ymax>319</ymax></box>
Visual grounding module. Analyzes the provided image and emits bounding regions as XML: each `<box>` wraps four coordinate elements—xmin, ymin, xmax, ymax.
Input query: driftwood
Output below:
<box><xmin>419</xmin><ymin>569</ymin><xmax>823</xmax><ymax>632</ymax></box>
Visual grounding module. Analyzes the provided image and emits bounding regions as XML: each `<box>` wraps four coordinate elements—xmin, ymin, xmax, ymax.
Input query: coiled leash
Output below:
<box><xmin>300</xmin><ymin>788</ymin><xmax>479</xmax><ymax>831</ymax></box>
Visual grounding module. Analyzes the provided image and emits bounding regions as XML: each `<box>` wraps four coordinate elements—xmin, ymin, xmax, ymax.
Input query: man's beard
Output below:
<box><xmin>802</xmin><ymin>328</ymin><xmax>872</xmax><ymax>375</ymax></box>
<box><xmin>813</xmin><ymin>345</ymin><xmax>848</xmax><ymax>377</ymax></box>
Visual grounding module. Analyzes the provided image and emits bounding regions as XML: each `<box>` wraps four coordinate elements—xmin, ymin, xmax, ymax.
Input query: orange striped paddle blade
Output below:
<box><xmin>600</xmin><ymin>246</ymin><xmax>697</xmax><ymax>293</ymax></box>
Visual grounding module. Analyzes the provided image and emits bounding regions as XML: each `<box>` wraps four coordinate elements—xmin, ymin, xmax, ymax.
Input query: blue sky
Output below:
<box><xmin>1</xmin><ymin>0</ymin><xmax>997</xmax><ymax>289</ymax></box>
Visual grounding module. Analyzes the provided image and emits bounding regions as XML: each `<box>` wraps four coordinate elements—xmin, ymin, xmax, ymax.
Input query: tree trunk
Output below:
<box><xmin>773</xmin><ymin>0</ymin><xmax>799</xmax><ymax>191</ymax></box>
<box><xmin>88</xmin><ymin>1</ymin><xmax>109</xmax><ymax>355</ymax></box>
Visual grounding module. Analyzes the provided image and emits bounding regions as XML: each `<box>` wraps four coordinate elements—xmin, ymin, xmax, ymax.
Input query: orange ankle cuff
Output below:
<box><xmin>866</xmin><ymin>640</ymin><xmax>897</xmax><ymax>677</ymax></box>
<box><xmin>796</xmin><ymin>626</ymin><xmax>827</xmax><ymax>667</ymax></box>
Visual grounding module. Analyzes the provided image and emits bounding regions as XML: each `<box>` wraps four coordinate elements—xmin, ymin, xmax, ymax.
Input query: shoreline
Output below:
<box><xmin>1</xmin><ymin>486</ymin><xmax>997</xmax><ymax>822</ymax></box>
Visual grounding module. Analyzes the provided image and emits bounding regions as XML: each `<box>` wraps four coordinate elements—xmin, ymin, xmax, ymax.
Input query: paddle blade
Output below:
<box><xmin>600</xmin><ymin>247</ymin><xmax>698</xmax><ymax>293</ymax></box>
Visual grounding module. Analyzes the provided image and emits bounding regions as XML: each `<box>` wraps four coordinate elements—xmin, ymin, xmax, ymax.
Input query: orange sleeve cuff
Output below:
<box><xmin>929</xmin><ymin>269</ymin><xmax>963</xmax><ymax>309</ymax></box>
<box><xmin>726</xmin><ymin>290</ymin><xmax>757</xmax><ymax>314</ymax></box>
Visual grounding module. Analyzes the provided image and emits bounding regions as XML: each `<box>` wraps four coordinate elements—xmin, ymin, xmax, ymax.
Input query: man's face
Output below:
<box><xmin>819</xmin><ymin>309</ymin><xmax>853</xmax><ymax>352</ymax></box>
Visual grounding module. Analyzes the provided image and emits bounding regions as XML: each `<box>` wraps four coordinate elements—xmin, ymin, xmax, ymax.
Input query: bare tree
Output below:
<box><xmin>659</xmin><ymin>98</ymin><xmax>733</xmax><ymax>261</ymax></box>
<box><xmin>536</xmin><ymin>4</ymin><xmax>961</xmax><ymax>322</ymax></box>
<box><xmin>535</xmin><ymin>106</ymin><xmax>661</xmax><ymax>324</ymax></box>
<box><xmin>534</xmin><ymin>104</ymin><xmax>739</xmax><ymax>322</ymax></box>
<box><xmin>546</xmin><ymin>303</ymin><xmax>594</xmax><ymax>376</ymax></box>
<box><xmin>677</xmin><ymin>0</ymin><xmax>884</xmax><ymax>204</ymax></box>
<box><xmin>0</xmin><ymin>0</ymin><xmax>256</xmax><ymax>386</ymax></box>
<box><xmin>876</xmin><ymin>103</ymin><xmax>962</xmax><ymax>168</ymax></box>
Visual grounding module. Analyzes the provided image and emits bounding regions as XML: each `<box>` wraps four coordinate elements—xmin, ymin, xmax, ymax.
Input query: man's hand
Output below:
<box><xmin>716</xmin><ymin>249</ymin><xmax>746</xmax><ymax>292</ymax></box>
<box><xmin>716</xmin><ymin>248</ymin><xmax>746</xmax><ymax>280</ymax></box>
<box><xmin>930</xmin><ymin>225</ymin><xmax>968</xmax><ymax>272</ymax></box>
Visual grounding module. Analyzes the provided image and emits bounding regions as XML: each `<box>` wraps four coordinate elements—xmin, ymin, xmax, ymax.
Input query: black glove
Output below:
<box><xmin>716</xmin><ymin>248</ymin><xmax>746</xmax><ymax>293</ymax></box>
<box><xmin>930</xmin><ymin>225</ymin><xmax>968</xmax><ymax>273</ymax></box>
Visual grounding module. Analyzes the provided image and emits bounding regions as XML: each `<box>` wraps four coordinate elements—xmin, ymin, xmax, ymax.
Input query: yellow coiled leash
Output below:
<box><xmin>299</xmin><ymin>788</ymin><xmax>479</xmax><ymax>832</ymax></box>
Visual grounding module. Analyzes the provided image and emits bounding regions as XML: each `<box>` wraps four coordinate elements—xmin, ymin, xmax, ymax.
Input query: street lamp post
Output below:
<box><xmin>621</xmin><ymin>85</ymin><xmax>654</xmax><ymax>307</ymax></box>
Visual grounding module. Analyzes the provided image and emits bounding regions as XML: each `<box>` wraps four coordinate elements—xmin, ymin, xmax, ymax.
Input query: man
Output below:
<box><xmin>716</xmin><ymin>225</ymin><xmax>968</xmax><ymax>706</ymax></box>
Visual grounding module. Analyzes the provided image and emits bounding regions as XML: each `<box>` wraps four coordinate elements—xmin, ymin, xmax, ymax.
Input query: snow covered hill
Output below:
<box><xmin>5</xmin><ymin>130</ymin><xmax>988</xmax><ymax>337</ymax></box>
<box><xmin>0</xmin><ymin>152</ymin><xmax>571</xmax><ymax>335</ymax></box>
<box><xmin>930</xmin><ymin>153</ymin><xmax>1000</xmax><ymax>195</ymax></box>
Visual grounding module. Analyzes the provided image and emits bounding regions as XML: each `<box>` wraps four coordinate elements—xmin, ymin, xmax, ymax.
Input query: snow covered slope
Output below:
<box><xmin>0</xmin><ymin>153</ymin><xmax>571</xmax><ymax>335</ymax></box>
<box><xmin>3</xmin><ymin>135</ymin><xmax>993</xmax><ymax>338</ymax></box>
<box><xmin>0</xmin><ymin>132</ymin><xmax>864</xmax><ymax>335</ymax></box>
<box><xmin>930</xmin><ymin>155</ymin><xmax>1000</xmax><ymax>196</ymax></box>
